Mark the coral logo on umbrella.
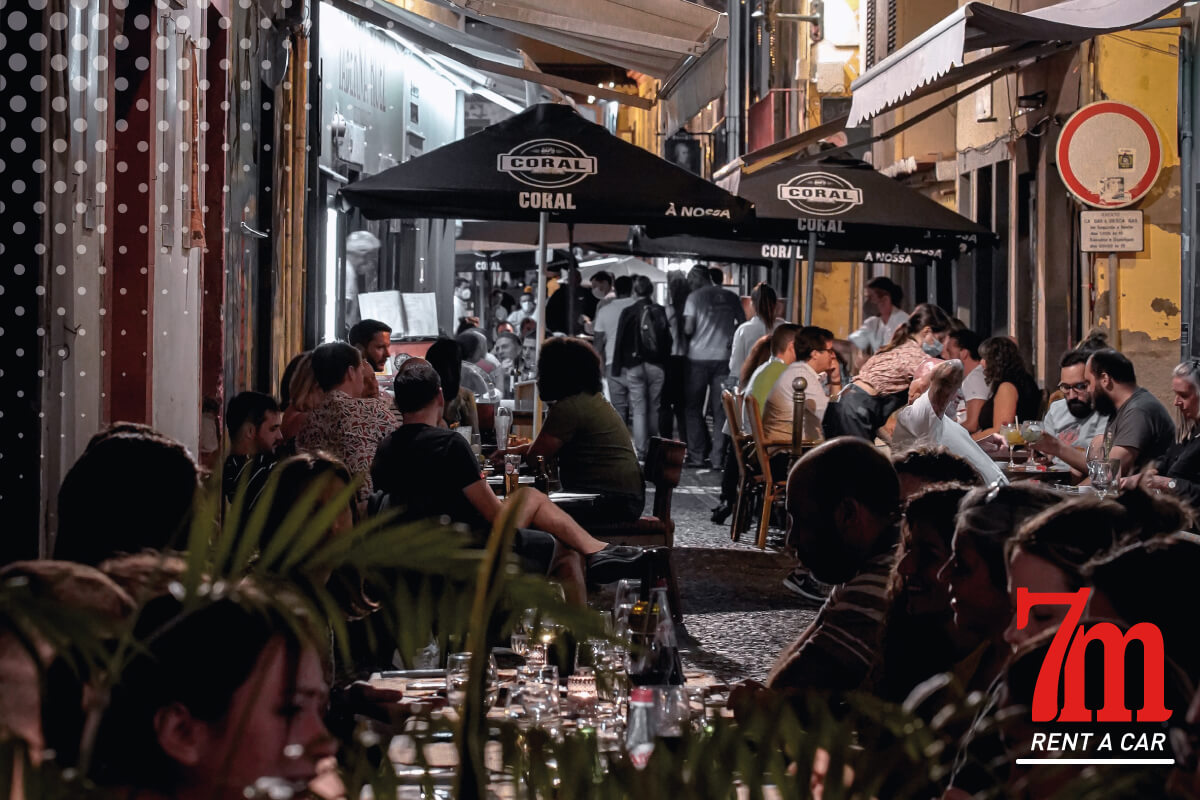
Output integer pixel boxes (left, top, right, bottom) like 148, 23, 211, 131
778, 172, 863, 216
498, 139, 598, 189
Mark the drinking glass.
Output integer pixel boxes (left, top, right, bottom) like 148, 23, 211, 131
503, 454, 522, 496
1088, 458, 1121, 498
656, 686, 692, 737
613, 579, 641, 627
445, 652, 499, 709
445, 652, 472, 708
495, 407, 512, 450
1000, 423, 1023, 470
1020, 421, 1045, 471
516, 665, 560, 726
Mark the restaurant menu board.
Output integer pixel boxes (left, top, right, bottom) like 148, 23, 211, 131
402, 293, 439, 336
358, 291, 440, 336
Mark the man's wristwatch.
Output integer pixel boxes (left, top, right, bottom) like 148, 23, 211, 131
1167, 478, 1178, 492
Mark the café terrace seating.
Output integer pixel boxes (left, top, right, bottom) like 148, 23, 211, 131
588, 436, 686, 622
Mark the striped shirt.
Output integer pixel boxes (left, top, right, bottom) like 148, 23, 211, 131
766, 548, 896, 692
856, 339, 926, 396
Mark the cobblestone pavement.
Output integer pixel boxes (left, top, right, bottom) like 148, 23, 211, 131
656, 466, 819, 684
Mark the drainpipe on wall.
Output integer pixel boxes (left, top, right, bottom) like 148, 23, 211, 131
1183, 11, 1198, 358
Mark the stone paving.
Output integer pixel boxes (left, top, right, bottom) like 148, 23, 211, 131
655, 466, 819, 684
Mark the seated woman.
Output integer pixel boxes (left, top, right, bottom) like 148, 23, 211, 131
502, 337, 645, 526
972, 336, 1042, 441
876, 483, 974, 704
1119, 359, 1200, 520
90, 590, 337, 799
822, 303, 953, 442
425, 337, 479, 432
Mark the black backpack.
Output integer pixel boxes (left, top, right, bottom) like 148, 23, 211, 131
632, 302, 672, 364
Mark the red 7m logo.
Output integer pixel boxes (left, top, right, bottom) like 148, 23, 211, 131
1015, 588, 1171, 723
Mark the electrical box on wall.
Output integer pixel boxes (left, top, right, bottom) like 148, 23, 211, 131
337, 121, 367, 167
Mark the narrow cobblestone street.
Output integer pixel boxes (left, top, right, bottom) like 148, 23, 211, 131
653, 468, 819, 684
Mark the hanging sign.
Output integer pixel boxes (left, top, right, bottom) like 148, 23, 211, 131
1080, 210, 1144, 253
1057, 101, 1163, 209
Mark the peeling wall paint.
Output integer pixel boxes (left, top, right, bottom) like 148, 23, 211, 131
1094, 25, 1183, 409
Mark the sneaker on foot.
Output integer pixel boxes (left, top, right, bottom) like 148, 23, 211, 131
783, 568, 830, 605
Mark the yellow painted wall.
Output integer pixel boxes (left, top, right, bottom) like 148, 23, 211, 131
1092, 23, 1182, 403
812, 262, 855, 338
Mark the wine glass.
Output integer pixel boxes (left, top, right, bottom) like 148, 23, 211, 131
1088, 458, 1120, 498
613, 579, 641, 631
1020, 421, 1045, 471
1000, 422, 1023, 470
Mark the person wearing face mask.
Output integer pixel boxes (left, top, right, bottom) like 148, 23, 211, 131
971, 336, 1043, 443
822, 303, 953, 442
848, 277, 908, 367
453, 278, 474, 330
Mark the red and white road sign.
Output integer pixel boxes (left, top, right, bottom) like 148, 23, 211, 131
1056, 101, 1163, 209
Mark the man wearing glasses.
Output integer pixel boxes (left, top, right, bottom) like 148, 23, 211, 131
1038, 348, 1109, 472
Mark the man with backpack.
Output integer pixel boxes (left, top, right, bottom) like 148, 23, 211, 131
613, 275, 672, 459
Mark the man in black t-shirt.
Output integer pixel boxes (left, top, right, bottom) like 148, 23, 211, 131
371, 359, 646, 600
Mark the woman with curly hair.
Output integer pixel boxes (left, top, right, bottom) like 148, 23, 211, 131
973, 336, 1042, 442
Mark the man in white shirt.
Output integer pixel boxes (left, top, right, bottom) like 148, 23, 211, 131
592, 276, 638, 423
847, 277, 909, 364
1039, 348, 1109, 473
893, 359, 1006, 486
762, 326, 836, 449
944, 328, 988, 432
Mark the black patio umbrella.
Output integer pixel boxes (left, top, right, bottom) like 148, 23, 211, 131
340, 102, 750, 432
340, 102, 749, 329
641, 156, 993, 320
341, 103, 750, 227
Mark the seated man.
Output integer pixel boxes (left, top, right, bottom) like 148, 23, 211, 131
893, 447, 984, 501
761, 326, 836, 447
765, 438, 902, 693
222, 391, 283, 505
1034, 348, 1174, 478
892, 359, 1005, 487
742, 323, 800, 431
1036, 348, 1109, 477
371, 359, 644, 603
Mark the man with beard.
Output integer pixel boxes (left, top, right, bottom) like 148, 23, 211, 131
1035, 348, 1108, 477
1034, 347, 1174, 477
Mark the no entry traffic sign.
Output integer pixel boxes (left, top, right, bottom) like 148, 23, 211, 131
1056, 101, 1163, 209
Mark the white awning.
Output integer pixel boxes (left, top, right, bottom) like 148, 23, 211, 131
445, 0, 728, 79
848, 0, 1184, 126
660, 40, 727, 135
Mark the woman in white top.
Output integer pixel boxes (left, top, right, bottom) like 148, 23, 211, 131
848, 276, 909, 364
729, 282, 784, 385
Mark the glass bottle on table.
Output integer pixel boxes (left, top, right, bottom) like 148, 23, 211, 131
626, 586, 684, 689
533, 455, 550, 494
625, 687, 656, 769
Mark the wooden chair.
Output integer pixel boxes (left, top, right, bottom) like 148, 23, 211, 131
722, 389, 756, 544
589, 436, 687, 621
743, 394, 789, 549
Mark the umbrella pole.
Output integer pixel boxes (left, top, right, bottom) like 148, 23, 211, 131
534, 211, 549, 438
804, 235, 817, 326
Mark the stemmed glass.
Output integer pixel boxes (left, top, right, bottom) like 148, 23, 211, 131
1000, 422, 1023, 470
1085, 439, 1120, 498
1019, 421, 1045, 471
